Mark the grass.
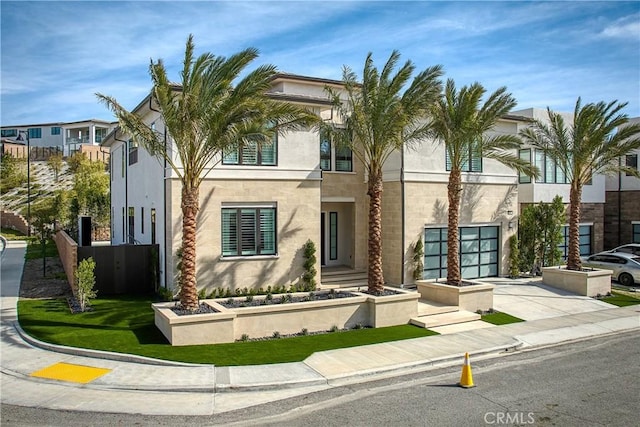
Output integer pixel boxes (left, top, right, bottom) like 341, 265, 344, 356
18, 295, 438, 366
602, 291, 640, 307
481, 311, 525, 325
1, 227, 27, 240
25, 238, 58, 260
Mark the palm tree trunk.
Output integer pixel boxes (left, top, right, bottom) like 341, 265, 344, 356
566, 183, 582, 271
180, 185, 200, 310
367, 169, 385, 294
447, 169, 462, 286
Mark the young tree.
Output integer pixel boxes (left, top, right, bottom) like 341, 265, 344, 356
429, 80, 538, 286
520, 99, 640, 270
97, 35, 316, 311
47, 153, 64, 181
322, 51, 442, 294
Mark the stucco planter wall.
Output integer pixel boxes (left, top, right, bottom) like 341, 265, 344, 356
415, 280, 495, 312
542, 266, 612, 297
153, 288, 420, 346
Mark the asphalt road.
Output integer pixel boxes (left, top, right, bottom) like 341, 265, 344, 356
2, 330, 639, 426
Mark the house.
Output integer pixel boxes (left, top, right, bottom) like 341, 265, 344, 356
604, 117, 640, 248
102, 74, 538, 293
512, 108, 606, 257
1, 119, 116, 157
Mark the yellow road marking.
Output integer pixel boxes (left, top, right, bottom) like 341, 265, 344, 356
30, 362, 111, 384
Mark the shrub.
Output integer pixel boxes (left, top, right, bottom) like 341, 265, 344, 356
158, 287, 174, 301
75, 257, 97, 312
413, 236, 424, 281
300, 328, 309, 336
240, 334, 249, 342
329, 325, 339, 333
272, 331, 281, 339
508, 235, 520, 279
301, 239, 317, 291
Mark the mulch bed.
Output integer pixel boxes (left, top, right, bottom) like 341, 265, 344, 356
19, 256, 73, 299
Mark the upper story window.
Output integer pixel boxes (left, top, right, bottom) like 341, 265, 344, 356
128, 139, 138, 165
1, 129, 17, 138
519, 149, 531, 183
51, 127, 61, 136
626, 154, 638, 176
28, 128, 42, 139
223, 136, 277, 166
533, 149, 569, 184
221, 206, 277, 257
446, 144, 482, 172
319, 131, 353, 172
95, 128, 108, 143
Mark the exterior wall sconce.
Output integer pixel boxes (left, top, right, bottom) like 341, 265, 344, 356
508, 221, 515, 230
507, 210, 513, 216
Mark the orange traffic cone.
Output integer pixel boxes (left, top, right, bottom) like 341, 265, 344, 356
458, 352, 475, 388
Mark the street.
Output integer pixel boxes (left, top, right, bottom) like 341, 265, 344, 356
2, 330, 639, 426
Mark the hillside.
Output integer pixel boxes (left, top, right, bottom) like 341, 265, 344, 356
1, 161, 74, 214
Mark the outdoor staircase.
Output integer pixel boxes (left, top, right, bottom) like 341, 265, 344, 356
320, 267, 368, 289
410, 300, 482, 329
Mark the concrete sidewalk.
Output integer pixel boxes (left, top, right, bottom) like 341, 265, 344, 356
1, 240, 639, 415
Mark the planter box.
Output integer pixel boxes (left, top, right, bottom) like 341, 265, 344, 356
415, 280, 494, 312
542, 266, 612, 297
153, 288, 419, 346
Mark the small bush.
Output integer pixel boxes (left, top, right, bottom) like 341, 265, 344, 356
245, 295, 253, 303
240, 334, 249, 342
158, 287, 174, 302
272, 331, 281, 339
353, 323, 363, 330
329, 325, 339, 333
300, 328, 309, 336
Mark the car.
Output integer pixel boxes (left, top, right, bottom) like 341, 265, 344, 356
581, 252, 640, 287
608, 243, 640, 256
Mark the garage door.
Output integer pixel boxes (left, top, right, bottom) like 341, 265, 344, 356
423, 226, 500, 280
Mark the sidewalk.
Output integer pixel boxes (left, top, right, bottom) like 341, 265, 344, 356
1, 240, 639, 415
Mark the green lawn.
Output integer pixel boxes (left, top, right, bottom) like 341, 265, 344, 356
0, 227, 27, 240
602, 291, 640, 307
25, 238, 58, 260
481, 311, 525, 325
18, 296, 438, 366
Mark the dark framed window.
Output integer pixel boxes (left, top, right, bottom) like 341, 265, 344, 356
626, 154, 638, 176
128, 139, 138, 165
128, 207, 135, 244
519, 149, 531, 183
1, 129, 17, 138
222, 206, 277, 257
335, 146, 353, 172
329, 212, 338, 260
28, 128, 42, 139
141, 207, 145, 234
151, 208, 157, 245
632, 224, 640, 244
534, 149, 569, 184
223, 136, 277, 166
446, 144, 482, 172
51, 127, 61, 135
558, 225, 591, 259
320, 132, 332, 171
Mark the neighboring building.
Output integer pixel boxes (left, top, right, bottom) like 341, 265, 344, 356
103, 74, 532, 292
1, 119, 116, 157
604, 117, 640, 248
512, 108, 606, 257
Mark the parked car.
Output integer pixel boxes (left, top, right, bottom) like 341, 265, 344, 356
608, 243, 640, 256
581, 252, 640, 286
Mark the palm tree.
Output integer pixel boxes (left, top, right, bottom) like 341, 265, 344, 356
322, 51, 443, 294
430, 80, 538, 286
97, 35, 316, 311
520, 98, 640, 271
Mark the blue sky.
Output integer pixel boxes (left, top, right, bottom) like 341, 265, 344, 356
1, 1, 639, 125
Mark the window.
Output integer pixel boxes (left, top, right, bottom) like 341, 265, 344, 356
223, 136, 277, 166
51, 127, 61, 135
221, 206, 277, 257
28, 128, 42, 139
151, 208, 157, 245
128, 207, 135, 244
141, 207, 145, 234
534, 149, 569, 184
633, 224, 640, 244
128, 139, 138, 165
626, 154, 638, 176
320, 132, 332, 171
518, 149, 531, 183
335, 146, 353, 172
1, 129, 17, 138
446, 144, 482, 172
95, 128, 107, 143
558, 225, 591, 259
329, 212, 338, 260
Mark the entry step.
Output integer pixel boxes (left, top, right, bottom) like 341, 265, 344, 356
410, 310, 481, 329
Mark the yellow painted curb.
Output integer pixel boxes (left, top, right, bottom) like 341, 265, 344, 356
30, 362, 111, 384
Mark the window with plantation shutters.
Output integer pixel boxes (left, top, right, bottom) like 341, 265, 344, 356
222, 135, 277, 166
445, 144, 482, 172
221, 206, 277, 257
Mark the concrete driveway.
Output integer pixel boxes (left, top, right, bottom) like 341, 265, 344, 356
482, 277, 616, 321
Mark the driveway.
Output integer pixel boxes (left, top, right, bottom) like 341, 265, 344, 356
479, 277, 616, 321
